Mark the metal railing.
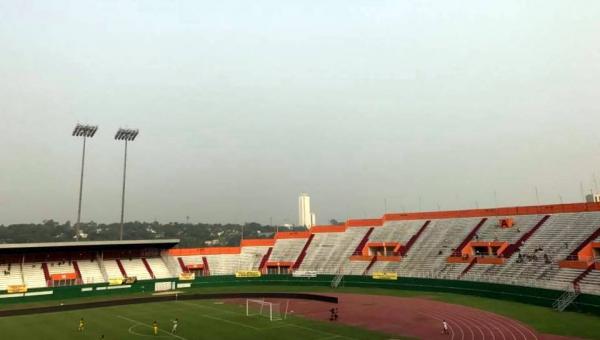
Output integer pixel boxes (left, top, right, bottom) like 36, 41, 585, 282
552, 284, 580, 312
330, 260, 349, 288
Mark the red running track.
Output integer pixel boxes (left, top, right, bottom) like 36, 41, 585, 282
282, 293, 577, 340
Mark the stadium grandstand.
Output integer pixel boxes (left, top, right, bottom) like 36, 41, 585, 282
2, 202, 600, 300
2, 202, 600, 339
0, 240, 179, 291
170, 202, 600, 298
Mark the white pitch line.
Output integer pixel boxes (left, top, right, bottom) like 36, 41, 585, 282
128, 325, 171, 338
180, 300, 353, 338
178, 301, 241, 315
177, 301, 264, 330
117, 315, 188, 340
198, 313, 263, 331
179, 301, 286, 330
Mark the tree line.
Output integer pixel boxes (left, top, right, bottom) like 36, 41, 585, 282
0, 220, 307, 248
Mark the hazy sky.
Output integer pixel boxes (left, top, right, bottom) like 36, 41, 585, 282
1, 1, 600, 225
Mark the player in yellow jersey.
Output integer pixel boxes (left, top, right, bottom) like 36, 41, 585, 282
152, 320, 159, 336
78, 318, 85, 332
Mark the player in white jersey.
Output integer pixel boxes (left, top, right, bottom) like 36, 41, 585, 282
171, 318, 179, 334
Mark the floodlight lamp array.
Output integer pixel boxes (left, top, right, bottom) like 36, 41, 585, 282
72, 124, 98, 137
114, 128, 139, 141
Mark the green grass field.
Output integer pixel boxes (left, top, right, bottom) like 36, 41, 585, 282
0, 298, 394, 340
2, 285, 600, 339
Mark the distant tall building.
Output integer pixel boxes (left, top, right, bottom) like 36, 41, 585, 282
586, 193, 600, 203
298, 193, 314, 228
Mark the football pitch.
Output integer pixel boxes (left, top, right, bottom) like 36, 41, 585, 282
0, 299, 392, 340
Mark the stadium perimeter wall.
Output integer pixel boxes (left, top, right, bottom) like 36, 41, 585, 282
1, 275, 599, 316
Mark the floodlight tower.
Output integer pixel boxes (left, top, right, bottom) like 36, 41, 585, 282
72, 124, 98, 241
114, 128, 139, 240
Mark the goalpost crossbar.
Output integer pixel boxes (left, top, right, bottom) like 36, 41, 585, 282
245, 299, 282, 321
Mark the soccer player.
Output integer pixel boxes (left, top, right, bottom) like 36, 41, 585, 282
171, 318, 178, 334
152, 321, 159, 336
78, 318, 85, 332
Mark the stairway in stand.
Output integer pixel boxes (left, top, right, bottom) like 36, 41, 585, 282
331, 261, 347, 288
552, 284, 580, 312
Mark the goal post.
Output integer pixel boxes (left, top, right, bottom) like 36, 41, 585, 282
245, 299, 282, 321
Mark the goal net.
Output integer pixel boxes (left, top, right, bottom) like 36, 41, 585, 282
246, 299, 282, 321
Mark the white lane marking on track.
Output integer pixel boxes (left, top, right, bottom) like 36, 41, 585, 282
474, 312, 522, 340
492, 313, 538, 340
456, 309, 506, 340
485, 318, 506, 340
517, 322, 538, 340
430, 312, 468, 340
453, 310, 495, 340
435, 306, 527, 340
444, 307, 497, 340
460, 313, 516, 340
422, 312, 456, 340
450, 312, 484, 339
451, 314, 474, 340
484, 313, 530, 340
457, 308, 527, 340
117, 315, 188, 340
492, 317, 517, 340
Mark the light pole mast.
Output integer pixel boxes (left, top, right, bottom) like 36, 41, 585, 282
72, 124, 98, 241
120, 139, 128, 239
115, 128, 139, 240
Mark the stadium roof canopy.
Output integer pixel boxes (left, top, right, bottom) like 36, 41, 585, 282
0, 239, 180, 255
